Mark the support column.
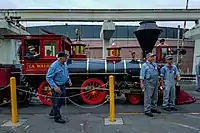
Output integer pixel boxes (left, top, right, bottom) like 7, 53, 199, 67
0, 20, 29, 65
184, 20, 200, 74
100, 20, 115, 59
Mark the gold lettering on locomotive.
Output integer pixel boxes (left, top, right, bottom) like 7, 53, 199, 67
28, 64, 35, 69
27, 63, 50, 69
37, 64, 41, 68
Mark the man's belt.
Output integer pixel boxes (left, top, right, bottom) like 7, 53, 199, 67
55, 82, 66, 86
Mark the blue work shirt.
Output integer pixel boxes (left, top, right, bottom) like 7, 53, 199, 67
140, 61, 159, 80
160, 64, 180, 84
46, 60, 71, 89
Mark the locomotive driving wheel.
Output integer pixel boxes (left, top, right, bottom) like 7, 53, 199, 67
38, 81, 52, 106
80, 78, 107, 105
127, 94, 141, 105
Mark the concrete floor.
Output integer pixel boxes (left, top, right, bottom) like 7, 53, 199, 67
0, 80, 200, 133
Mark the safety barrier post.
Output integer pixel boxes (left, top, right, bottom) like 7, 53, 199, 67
10, 77, 18, 124
109, 75, 115, 122
104, 75, 123, 125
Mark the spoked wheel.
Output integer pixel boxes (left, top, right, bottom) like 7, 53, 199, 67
80, 78, 107, 105
38, 81, 52, 106
127, 94, 141, 105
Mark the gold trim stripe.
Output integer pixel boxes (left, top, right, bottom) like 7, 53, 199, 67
123, 60, 127, 73
105, 60, 107, 73
86, 58, 89, 73
139, 62, 142, 69
113, 61, 116, 73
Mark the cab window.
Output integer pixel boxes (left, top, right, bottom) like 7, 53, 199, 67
44, 41, 56, 57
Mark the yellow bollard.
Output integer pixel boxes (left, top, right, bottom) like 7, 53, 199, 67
109, 75, 115, 122
10, 77, 18, 124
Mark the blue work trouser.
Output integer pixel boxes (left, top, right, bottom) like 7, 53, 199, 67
162, 82, 176, 108
51, 85, 66, 118
196, 75, 200, 91
144, 78, 158, 113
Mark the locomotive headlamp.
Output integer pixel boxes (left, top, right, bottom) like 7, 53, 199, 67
106, 42, 121, 62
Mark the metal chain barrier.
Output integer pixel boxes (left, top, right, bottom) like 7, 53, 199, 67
14, 83, 110, 109
0, 82, 111, 108
0, 84, 31, 106
0, 84, 11, 106
0, 84, 10, 91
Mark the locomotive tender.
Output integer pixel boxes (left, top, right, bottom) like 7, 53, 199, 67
0, 21, 195, 106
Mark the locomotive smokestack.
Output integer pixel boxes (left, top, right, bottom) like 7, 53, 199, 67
134, 21, 162, 58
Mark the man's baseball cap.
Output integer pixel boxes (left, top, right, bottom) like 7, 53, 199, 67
57, 52, 69, 58
165, 55, 173, 60
146, 52, 156, 58
28, 45, 35, 51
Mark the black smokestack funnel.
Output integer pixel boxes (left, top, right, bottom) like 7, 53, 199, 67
134, 21, 162, 58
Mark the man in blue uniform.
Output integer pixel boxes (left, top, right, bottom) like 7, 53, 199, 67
160, 55, 180, 111
46, 52, 72, 123
140, 53, 161, 117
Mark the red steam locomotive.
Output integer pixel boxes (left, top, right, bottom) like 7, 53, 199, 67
0, 21, 196, 106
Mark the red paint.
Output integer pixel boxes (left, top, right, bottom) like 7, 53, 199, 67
80, 78, 107, 105
128, 95, 141, 104
0, 68, 11, 87
156, 45, 170, 63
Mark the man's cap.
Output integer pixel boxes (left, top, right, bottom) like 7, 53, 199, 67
57, 52, 68, 58
146, 52, 156, 58
165, 55, 173, 60
28, 45, 35, 51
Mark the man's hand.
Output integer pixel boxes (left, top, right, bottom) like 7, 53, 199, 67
69, 82, 72, 86
140, 83, 144, 89
140, 80, 144, 89
54, 87, 61, 93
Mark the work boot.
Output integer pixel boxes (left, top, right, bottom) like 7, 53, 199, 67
151, 109, 161, 114
49, 110, 54, 117
163, 107, 171, 111
170, 107, 178, 111
49, 110, 61, 118
54, 117, 66, 124
145, 112, 153, 117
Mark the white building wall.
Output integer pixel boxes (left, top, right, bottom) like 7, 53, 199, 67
0, 39, 20, 65
193, 39, 200, 74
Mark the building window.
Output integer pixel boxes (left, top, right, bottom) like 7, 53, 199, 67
44, 41, 56, 57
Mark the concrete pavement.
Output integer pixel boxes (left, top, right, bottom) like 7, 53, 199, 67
0, 81, 200, 133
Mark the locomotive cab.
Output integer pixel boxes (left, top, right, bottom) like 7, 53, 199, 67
20, 35, 72, 75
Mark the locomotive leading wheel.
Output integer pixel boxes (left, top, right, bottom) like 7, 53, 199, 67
38, 81, 52, 106
80, 78, 107, 105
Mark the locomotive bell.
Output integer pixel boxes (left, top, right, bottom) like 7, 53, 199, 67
134, 21, 162, 58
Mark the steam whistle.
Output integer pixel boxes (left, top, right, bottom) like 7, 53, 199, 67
75, 28, 81, 41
